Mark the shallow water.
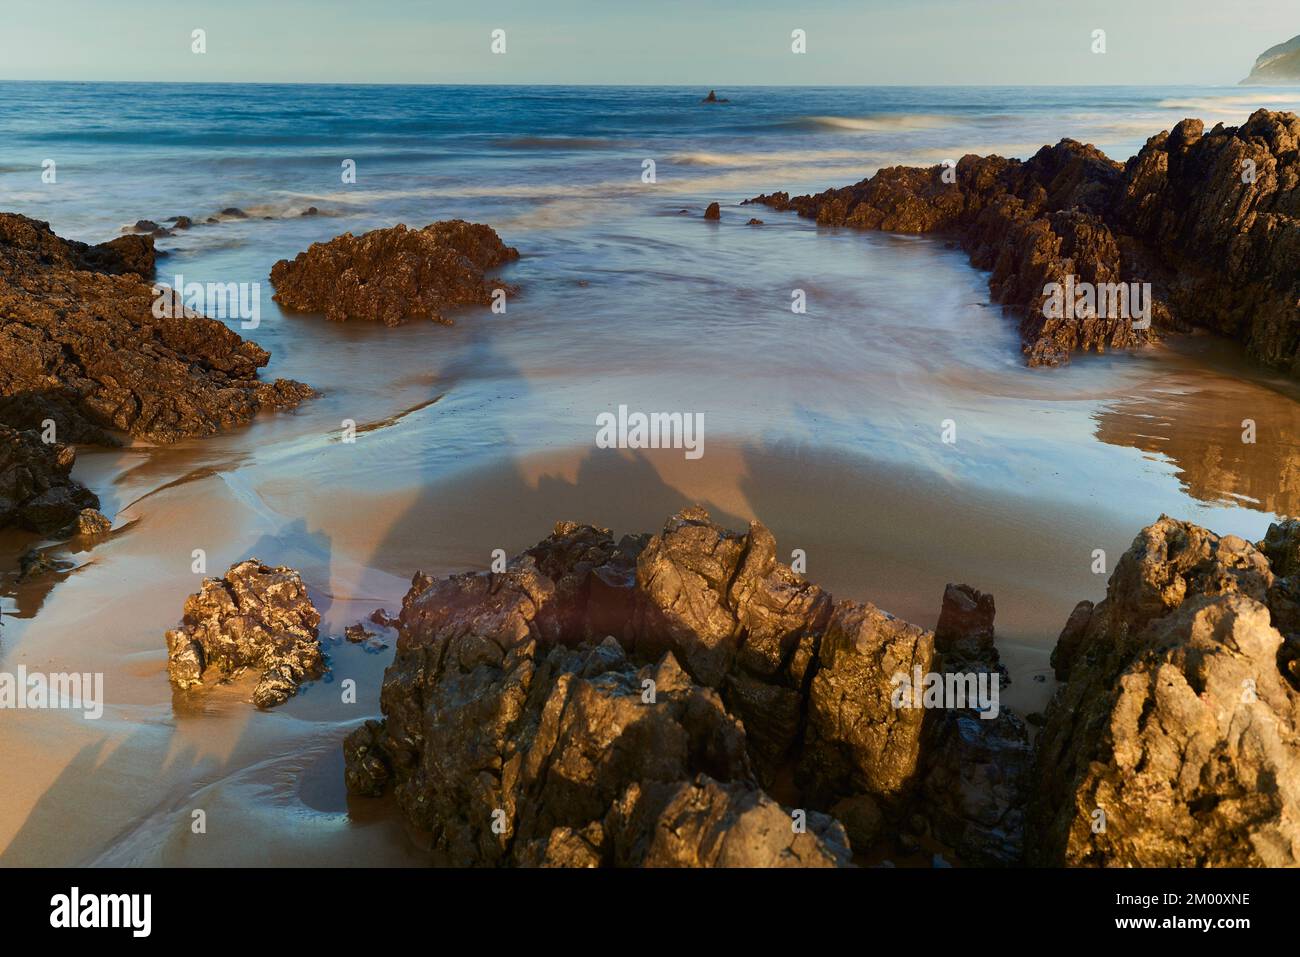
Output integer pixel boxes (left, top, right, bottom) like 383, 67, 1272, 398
3, 83, 1300, 865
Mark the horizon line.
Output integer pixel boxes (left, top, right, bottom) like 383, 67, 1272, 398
0, 79, 1276, 89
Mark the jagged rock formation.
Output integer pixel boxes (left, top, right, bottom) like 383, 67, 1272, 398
269, 220, 519, 326
343, 508, 1300, 867
749, 110, 1300, 373
1241, 34, 1300, 85
1031, 516, 1300, 866
0, 425, 99, 533
935, 582, 999, 673
165, 559, 326, 708
344, 508, 1025, 867
0, 213, 312, 445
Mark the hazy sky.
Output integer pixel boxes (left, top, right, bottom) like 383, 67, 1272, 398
1, 0, 1294, 85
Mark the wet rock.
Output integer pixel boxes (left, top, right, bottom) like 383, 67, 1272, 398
368, 607, 398, 629
343, 720, 393, 797
220, 207, 248, 218
1119, 113, 1300, 376
164, 559, 325, 708
344, 623, 373, 643
0, 213, 312, 445
0, 426, 99, 533
704, 202, 721, 220
751, 111, 1300, 376
344, 508, 959, 866
300, 206, 319, 217
126, 220, 172, 238
700, 90, 730, 104
170, 216, 193, 230
69, 507, 110, 539
746, 218, 763, 225
269, 220, 519, 326
1031, 517, 1300, 866
935, 582, 998, 669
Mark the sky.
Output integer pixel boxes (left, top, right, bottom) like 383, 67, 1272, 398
0, 0, 1295, 86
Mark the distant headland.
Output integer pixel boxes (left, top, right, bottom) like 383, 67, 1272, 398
1241, 33, 1300, 84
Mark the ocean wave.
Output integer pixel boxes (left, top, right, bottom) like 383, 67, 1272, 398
667, 148, 869, 167
781, 113, 955, 133
1156, 93, 1300, 113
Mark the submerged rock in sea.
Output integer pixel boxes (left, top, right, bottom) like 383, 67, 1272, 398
0, 425, 99, 533
269, 220, 519, 326
1030, 516, 1300, 866
749, 110, 1300, 376
343, 507, 1027, 867
165, 559, 325, 708
0, 213, 313, 445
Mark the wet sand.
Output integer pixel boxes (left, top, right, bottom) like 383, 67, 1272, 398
4, 396, 1294, 865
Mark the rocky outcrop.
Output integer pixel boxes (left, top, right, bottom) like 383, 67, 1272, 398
921, 581, 1028, 866
1119, 113, 1300, 374
935, 583, 1000, 673
1241, 34, 1300, 85
1031, 516, 1300, 866
165, 559, 326, 708
342, 505, 1300, 866
0, 213, 312, 445
0, 425, 99, 533
750, 110, 1300, 374
344, 508, 1025, 867
704, 202, 721, 220
269, 220, 519, 326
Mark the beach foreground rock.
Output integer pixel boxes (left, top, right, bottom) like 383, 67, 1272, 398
344, 507, 1028, 867
269, 220, 519, 326
342, 508, 1300, 867
165, 559, 325, 708
1030, 516, 1300, 866
750, 110, 1300, 374
0, 213, 313, 445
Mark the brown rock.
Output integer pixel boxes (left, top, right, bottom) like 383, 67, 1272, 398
935, 582, 996, 661
1031, 517, 1300, 866
798, 600, 935, 808
750, 111, 1300, 375
0, 426, 98, 532
609, 776, 850, 867
269, 220, 519, 326
0, 213, 312, 445
344, 508, 948, 866
164, 559, 325, 708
